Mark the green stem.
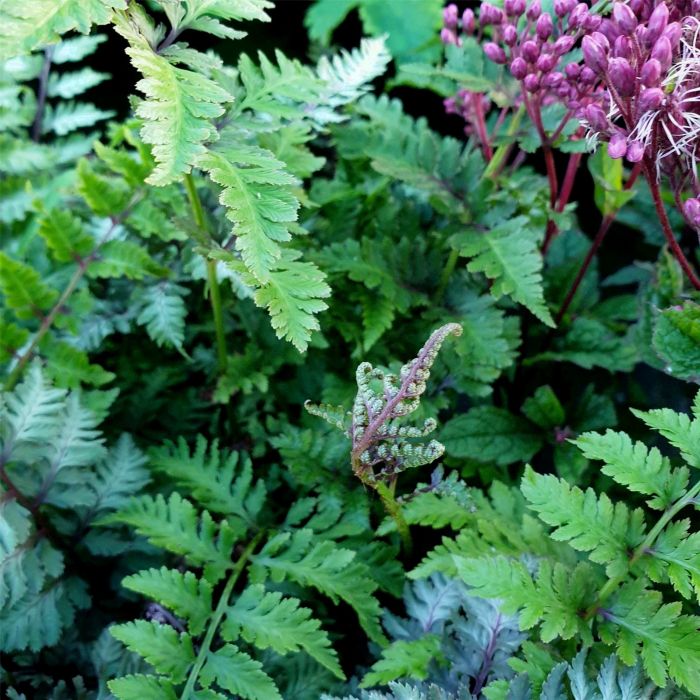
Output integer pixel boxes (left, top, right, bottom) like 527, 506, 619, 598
483, 104, 526, 181
584, 479, 700, 619
180, 532, 264, 700
184, 173, 228, 373
435, 248, 459, 301
375, 482, 412, 555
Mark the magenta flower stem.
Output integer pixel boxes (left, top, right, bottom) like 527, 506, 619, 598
644, 159, 700, 290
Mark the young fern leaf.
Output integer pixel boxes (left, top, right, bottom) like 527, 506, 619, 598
113, 7, 232, 186
306, 324, 462, 486
0, 0, 125, 59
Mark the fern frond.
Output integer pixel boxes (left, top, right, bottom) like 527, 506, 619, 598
251, 529, 386, 644
223, 583, 344, 678
108, 674, 177, 700
197, 145, 299, 283
122, 567, 212, 636
111, 620, 195, 683
0, 0, 124, 58
521, 466, 646, 578
109, 493, 236, 583
149, 435, 266, 526
135, 282, 189, 351
574, 430, 689, 510
361, 635, 442, 688
0, 252, 58, 320
113, 7, 232, 186
48, 67, 109, 99
200, 644, 282, 700
42, 100, 114, 136
456, 217, 554, 327
37, 208, 94, 263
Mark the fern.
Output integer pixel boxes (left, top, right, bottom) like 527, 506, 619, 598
445, 395, 700, 695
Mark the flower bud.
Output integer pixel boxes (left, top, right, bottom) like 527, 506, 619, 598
542, 70, 564, 88
645, 3, 669, 46
524, 73, 541, 92
505, 0, 526, 16
640, 58, 661, 87
651, 36, 672, 71
583, 13, 602, 31
584, 103, 609, 131
526, 0, 541, 20
613, 2, 637, 34
444, 97, 457, 114
638, 86, 664, 112
504, 24, 518, 46
568, 3, 588, 28
662, 22, 682, 49
608, 131, 628, 158
480, 2, 504, 24
613, 36, 632, 59
522, 39, 540, 63
510, 56, 528, 79
536, 12, 554, 39
626, 140, 645, 162
580, 66, 597, 84
554, 35, 575, 55
484, 42, 507, 64
565, 62, 580, 79
684, 198, 700, 228
554, 0, 573, 17
608, 57, 636, 97
582, 34, 608, 73
443, 3, 459, 28
537, 52, 557, 72
462, 9, 476, 33
440, 27, 459, 45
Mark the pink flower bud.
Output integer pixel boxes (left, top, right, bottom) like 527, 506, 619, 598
443, 4, 459, 28
537, 52, 557, 72
584, 103, 609, 131
505, 0, 526, 16
522, 39, 540, 63
510, 56, 528, 79
626, 140, 645, 162
582, 34, 608, 73
638, 87, 664, 111
484, 42, 507, 64
645, 3, 669, 46
480, 2, 504, 24
608, 57, 636, 97
524, 73, 541, 92
608, 131, 628, 158
554, 35, 575, 55
684, 198, 700, 228
526, 0, 542, 20
583, 13, 602, 31
504, 24, 518, 46
640, 59, 661, 87
462, 9, 476, 33
568, 3, 588, 28
580, 66, 597, 84
553, 0, 571, 17
662, 22, 682, 49
444, 97, 457, 114
536, 12, 554, 39
613, 36, 632, 59
440, 27, 459, 45
565, 63, 580, 79
542, 71, 564, 88
613, 2, 637, 35
651, 36, 672, 71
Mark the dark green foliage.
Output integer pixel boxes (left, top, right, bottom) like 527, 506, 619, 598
1, 0, 699, 698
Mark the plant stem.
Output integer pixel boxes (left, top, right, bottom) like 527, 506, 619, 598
180, 532, 264, 700
643, 160, 700, 290
435, 248, 459, 301
483, 104, 526, 180
32, 45, 54, 142
375, 482, 412, 554
584, 479, 700, 619
184, 173, 228, 373
555, 152, 582, 213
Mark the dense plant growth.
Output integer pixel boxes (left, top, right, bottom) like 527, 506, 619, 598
1, 0, 699, 698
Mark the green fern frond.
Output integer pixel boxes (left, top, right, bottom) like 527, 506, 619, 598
108, 493, 237, 583
223, 583, 344, 678
37, 208, 95, 263
113, 7, 233, 186
0, 0, 125, 58
0, 252, 58, 320
360, 635, 442, 688
135, 282, 189, 351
